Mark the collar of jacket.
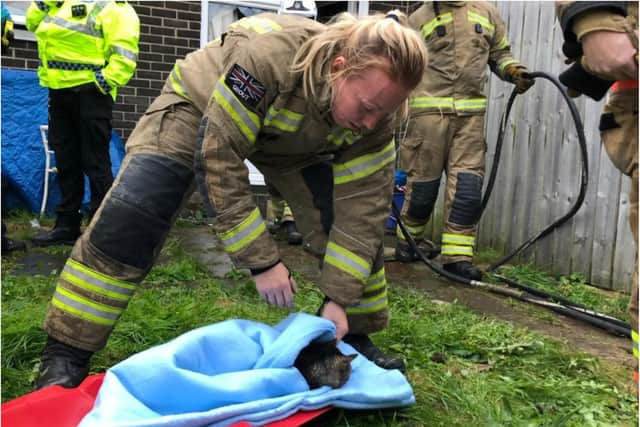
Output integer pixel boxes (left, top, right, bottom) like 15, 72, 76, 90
309, 58, 335, 127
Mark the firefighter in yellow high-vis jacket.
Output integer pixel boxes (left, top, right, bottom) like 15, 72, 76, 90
34, 11, 428, 390
396, 1, 534, 280
27, 1, 139, 247
556, 0, 638, 382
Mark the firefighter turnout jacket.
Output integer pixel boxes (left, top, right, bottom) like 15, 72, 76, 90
46, 13, 396, 351
557, 0, 639, 365
408, 1, 525, 116
170, 13, 395, 310
26, 0, 139, 99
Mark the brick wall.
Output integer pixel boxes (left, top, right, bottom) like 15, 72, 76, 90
0, 1, 201, 141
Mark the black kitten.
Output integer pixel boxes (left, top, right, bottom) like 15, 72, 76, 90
294, 339, 357, 389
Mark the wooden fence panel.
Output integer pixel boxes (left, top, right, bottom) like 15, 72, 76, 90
419, 1, 635, 292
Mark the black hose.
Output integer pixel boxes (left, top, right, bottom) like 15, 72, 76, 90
483, 72, 589, 272
391, 72, 631, 336
392, 201, 630, 337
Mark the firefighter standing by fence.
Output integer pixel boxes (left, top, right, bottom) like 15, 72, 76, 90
27, 1, 139, 247
33, 11, 428, 390
556, 0, 638, 381
395, 1, 534, 280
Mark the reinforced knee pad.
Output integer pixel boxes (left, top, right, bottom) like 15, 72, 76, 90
90, 154, 194, 269
408, 179, 439, 221
449, 172, 483, 226
302, 162, 334, 234
194, 117, 217, 218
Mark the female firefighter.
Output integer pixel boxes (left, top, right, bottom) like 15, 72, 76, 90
34, 11, 428, 389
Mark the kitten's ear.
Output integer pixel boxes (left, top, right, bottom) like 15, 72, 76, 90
327, 338, 338, 347
345, 354, 357, 362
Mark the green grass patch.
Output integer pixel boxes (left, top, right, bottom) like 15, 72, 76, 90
1, 214, 637, 425
493, 265, 630, 323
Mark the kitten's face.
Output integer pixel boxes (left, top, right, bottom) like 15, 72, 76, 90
294, 339, 357, 389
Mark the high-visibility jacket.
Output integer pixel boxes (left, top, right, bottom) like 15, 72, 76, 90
408, 1, 523, 115
164, 13, 396, 306
26, 0, 139, 100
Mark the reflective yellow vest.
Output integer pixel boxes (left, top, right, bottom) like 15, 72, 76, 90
26, 0, 139, 100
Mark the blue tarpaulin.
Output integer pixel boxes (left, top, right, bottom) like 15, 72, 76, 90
1, 68, 125, 214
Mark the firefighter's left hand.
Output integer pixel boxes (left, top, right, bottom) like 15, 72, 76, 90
254, 262, 297, 309
505, 65, 535, 94
581, 30, 638, 81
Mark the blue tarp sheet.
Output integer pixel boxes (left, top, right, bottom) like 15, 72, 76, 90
79, 313, 415, 427
1, 68, 125, 214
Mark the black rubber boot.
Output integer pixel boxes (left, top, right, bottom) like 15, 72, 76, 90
284, 221, 303, 245
267, 219, 281, 235
2, 237, 26, 254
394, 241, 416, 263
34, 336, 93, 390
1, 221, 26, 255
443, 260, 482, 281
32, 212, 81, 247
343, 334, 406, 372
395, 240, 439, 262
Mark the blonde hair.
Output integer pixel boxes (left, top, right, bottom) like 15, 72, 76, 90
291, 10, 427, 115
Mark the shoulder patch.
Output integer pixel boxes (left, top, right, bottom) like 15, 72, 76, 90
225, 63, 266, 110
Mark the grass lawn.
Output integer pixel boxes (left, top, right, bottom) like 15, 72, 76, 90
1, 214, 638, 426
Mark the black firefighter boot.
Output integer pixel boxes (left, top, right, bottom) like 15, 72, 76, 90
1, 222, 26, 255
283, 221, 303, 245
34, 336, 92, 390
343, 334, 406, 372
395, 240, 439, 263
443, 260, 482, 281
32, 212, 81, 247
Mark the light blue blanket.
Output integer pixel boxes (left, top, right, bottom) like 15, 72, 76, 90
78, 313, 415, 427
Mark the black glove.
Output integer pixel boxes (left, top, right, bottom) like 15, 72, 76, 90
558, 60, 614, 101
504, 64, 535, 94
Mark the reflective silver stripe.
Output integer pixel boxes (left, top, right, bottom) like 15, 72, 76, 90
169, 65, 189, 100
214, 80, 260, 143
454, 98, 487, 111
498, 58, 518, 72
44, 16, 100, 38
498, 36, 510, 50
53, 289, 120, 323
366, 270, 385, 288
264, 106, 303, 132
218, 208, 266, 253
231, 17, 282, 34
420, 13, 453, 39
324, 242, 370, 282
333, 140, 395, 184
110, 45, 137, 62
327, 127, 362, 146
43, 1, 108, 38
349, 291, 387, 310
63, 263, 135, 298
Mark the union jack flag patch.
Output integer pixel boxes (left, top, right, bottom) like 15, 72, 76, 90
225, 63, 266, 109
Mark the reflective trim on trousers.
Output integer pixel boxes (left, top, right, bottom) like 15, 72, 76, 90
324, 241, 371, 283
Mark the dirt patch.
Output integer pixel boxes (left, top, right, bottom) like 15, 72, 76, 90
15, 224, 630, 374
275, 236, 634, 374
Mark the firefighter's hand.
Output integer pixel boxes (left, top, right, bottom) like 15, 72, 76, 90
581, 30, 638, 81
254, 262, 297, 309
319, 299, 349, 341
505, 65, 535, 94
